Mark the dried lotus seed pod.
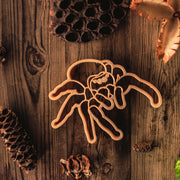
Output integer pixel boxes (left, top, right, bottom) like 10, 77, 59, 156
49, 0, 130, 43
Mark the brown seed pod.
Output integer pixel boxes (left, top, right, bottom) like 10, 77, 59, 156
60, 154, 92, 179
0, 107, 37, 173
132, 141, 153, 153
49, 0, 130, 43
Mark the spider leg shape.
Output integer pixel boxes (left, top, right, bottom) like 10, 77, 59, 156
49, 79, 124, 144
49, 80, 85, 128
101, 60, 162, 108
115, 73, 162, 108
78, 88, 124, 144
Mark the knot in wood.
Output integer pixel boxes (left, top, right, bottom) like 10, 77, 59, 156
26, 46, 45, 75
0, 46, 7, 63
173, 11, 180, 18
102, 163, 112, 175
32, 52, 45, 68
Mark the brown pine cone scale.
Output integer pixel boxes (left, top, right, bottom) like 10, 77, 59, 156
49, 0, 130, 43
0, 107, 37, 173
132, 141, 153, 153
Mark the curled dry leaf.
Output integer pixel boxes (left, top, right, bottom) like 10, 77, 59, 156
130, 0, 180, 63
130, 1, 174, 20
157, 18, 180, 63
167, 0, 180, 11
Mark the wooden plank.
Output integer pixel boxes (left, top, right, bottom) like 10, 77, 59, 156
0, 0, 179, 180
129, 10, 180, 180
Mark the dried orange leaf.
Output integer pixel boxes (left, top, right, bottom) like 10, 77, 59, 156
167, 0, 180, 11
130, 0, 174, 20
157, 18, 180, 63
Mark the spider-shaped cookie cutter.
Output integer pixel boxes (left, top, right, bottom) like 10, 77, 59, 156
49, 59, 162, 144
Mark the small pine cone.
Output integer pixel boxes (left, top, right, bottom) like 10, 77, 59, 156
132, 142, 153, 153
0, 107, 37, 173
60, 154, 92, 179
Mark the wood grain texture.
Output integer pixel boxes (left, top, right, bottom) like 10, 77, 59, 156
0, 0, 179, 180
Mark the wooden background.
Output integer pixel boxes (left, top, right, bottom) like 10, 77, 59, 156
0, 0, 180, 180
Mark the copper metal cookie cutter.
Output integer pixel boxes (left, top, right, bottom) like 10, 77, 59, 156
49, 59, 162, 144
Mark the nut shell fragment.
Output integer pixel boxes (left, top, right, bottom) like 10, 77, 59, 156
60, 154, 92, 179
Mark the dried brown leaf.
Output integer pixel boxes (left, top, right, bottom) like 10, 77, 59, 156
130, 0, 174, 20
167, 0, 180, 11
157, 18, 180, 63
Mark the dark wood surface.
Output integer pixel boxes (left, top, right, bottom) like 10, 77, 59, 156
0, 0, 180, 180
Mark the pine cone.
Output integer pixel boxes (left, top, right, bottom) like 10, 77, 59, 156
132, 142, 153, 153
0, 107, 37, 173
60, 154, 92, 179
49, 0, 130, 43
